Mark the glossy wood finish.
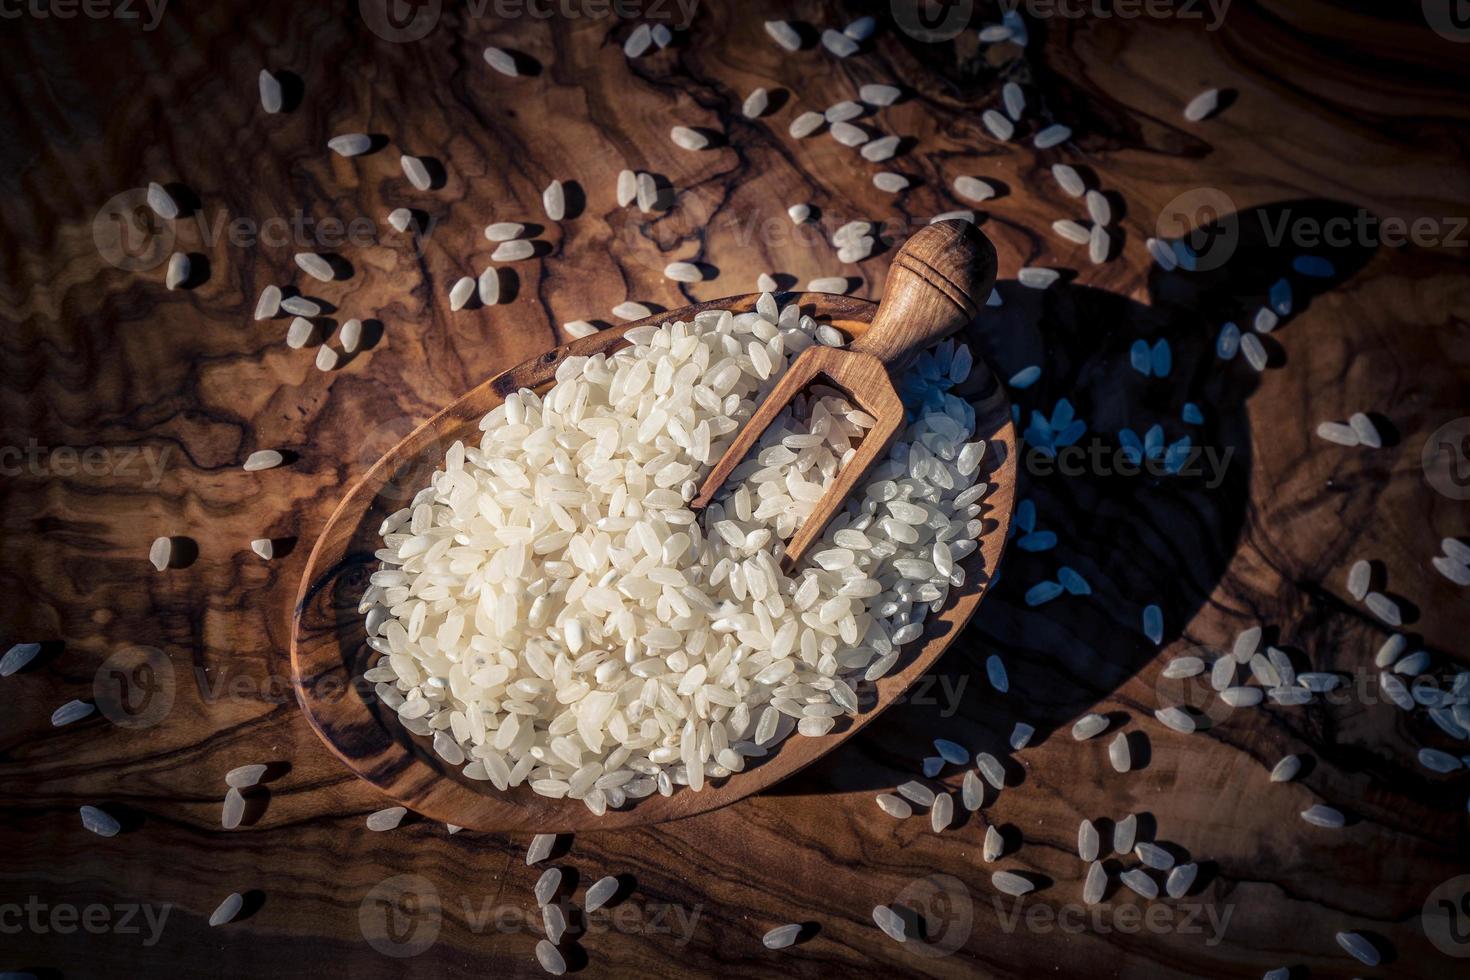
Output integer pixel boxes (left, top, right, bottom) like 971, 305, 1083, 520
692, 219, 997, 565
2, 2, 1467, 978
292, 290, 1016, 832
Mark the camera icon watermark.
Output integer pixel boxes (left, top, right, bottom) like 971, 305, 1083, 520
1423, 417, 1470, 500
890, 0, 975, 42
93, 188, 175, 272
892, 873, 973, 956
1423, 874, 1470, 957
360, 0, 442, 42
1423, 0, 1470, 42
1155, 187, 1239, 272
360, 874, 443, 958
93, 645, 176, 729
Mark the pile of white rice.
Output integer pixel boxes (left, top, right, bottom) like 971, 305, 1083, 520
358, 295, 990, 814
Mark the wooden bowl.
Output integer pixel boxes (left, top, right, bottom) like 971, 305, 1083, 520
290, 292, 1017, 832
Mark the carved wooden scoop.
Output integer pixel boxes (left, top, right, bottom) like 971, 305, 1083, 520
692, 219, 998, 566
291, 220, 1014, 832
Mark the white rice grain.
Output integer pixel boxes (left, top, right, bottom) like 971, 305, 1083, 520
483, 47, 519, 76
400, 155, 432, 190
254, 285, 282, 320
821, 29, 858, 57
366, 805, 407, 831
80, 805, 120, 837
789, 112, 825, 139
763, 923, 803, 949
954, 176, 995, 203
873, 172, 909, 193
1300, 804, 1345, 828
543, 180, 566, 221
1071, 714, 1108, 740
165, 253, 190, 290
860, 83, 900, 106
328, 134, 372, 157
51, 699, 95, 726
1335, 931, 1379, 966
585, 875, 618, 912
765, 20, 801, 52
209, 892, 244, 927
991, 871, 1034, 897
535, 939, 567, 975
1, 642, 42, 677
1184, 88, 1220, 122
1033, 124, 1071, 149
872, 905, 906, 942
258, 70, 282, 114
671, 126, 710, 151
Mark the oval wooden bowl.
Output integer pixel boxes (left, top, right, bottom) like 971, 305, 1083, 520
291, 292, 1017, 832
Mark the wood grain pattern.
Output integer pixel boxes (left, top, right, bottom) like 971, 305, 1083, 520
293, 288, 1015, 832
1, 2, 1468, 978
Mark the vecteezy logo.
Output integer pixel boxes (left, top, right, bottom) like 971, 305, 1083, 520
892, 873, 973, 957
1423, 0, 1470, 42
890, 0, 974, 43
93, 188, 175, 272
359, 0, 442, 43
1423, 417, 1470, 500
360, 874, 442, 957
1423, 875, 1470, 956
1155, 187, 1239, 272
93, 645, 176, 729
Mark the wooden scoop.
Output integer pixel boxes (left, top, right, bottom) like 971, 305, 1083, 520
291, 221, 1015, 832
692, 219, 998, 566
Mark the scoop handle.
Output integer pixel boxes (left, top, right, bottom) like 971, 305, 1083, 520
849, 220, 997, 367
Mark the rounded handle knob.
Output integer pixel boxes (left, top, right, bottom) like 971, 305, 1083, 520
849, 220, 997, 367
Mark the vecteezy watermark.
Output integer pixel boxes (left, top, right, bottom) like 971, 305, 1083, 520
1422, 417, 1470, 501
490, 0, 698, 25
0, 439, 172, 487
1024, 440, 1235, 489
889, 0, 1229, 42
890, 0, 974, 41
1156, 187, 1239, 272
1158, 188, 1470, 270
1000, 0, 1229, 30
893, 874, 973, 957
1424, 875, 1470, 957
0, 0, 168, 30
853, 672, 971, 718
359, 0, 697, 43
360, 875, 443, 958
93, 188, 176, 273
93, 203, 411, 273
1423, 0, 1470, 42
993, 896, 1233, 945
359, 873, 702, 957
359, 0, 442, 42
94, 645, 177, 729
1256, 209, 1470, 251
0, 897, 171, 947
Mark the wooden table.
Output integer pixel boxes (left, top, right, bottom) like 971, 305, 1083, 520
3, 2, 1467, 976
